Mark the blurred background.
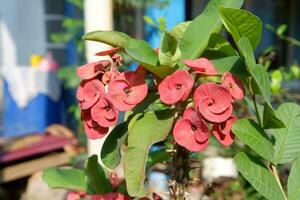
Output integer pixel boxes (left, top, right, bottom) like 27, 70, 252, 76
0, 0, 299, 199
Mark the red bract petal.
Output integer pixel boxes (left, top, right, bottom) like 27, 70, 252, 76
108, 71, 147, 111
158, 76, 185, 104
83, 121, 108, 139
212, 115, 237, 146
91, 98, 118, 127
77, 79, 105, 110
194, 83, 232, 123
95, 47, 121, 56
77, 60, 110, 80
158, 70, 194, 105
81, 109, 97, 128
182, 107, 210, 143
184, 58, 218, 76
123, 83, 148, 105
173, 118, 209, 152
183, 107, 204, 123
222, 72, 245, 100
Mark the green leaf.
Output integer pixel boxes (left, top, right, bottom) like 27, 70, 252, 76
251, 65, 272, 107
232, 119, 274, 162
263, 103, 285, 129
288, 157, 300, 200
238, 37, 272, 108
204, 33, 238, 57
273, 103, 300, 164
124, 110, 174, 197
101, 122, 128, 169
276, 24, 287, 36
159, 31, 181, 67
133, 93, 168, 113
237, 37, 256, 71
220, 7, 262, 49
211, 56, 248, 78
85, 155, 112, 194
170, 21, 191, 40
179, 0, 243, 64
42, 167, 87, 191
234, 152, 285, 200
125, 39, 174, 78
82, 31, 130, 48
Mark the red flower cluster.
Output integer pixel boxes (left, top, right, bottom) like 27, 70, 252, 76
76, 48, 148, 139
159, 58, 244, 151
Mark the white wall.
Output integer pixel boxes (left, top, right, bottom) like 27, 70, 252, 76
0, 0, 46, 67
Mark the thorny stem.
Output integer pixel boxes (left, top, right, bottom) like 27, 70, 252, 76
169, 104, 189, 200
170, 144, 189, 200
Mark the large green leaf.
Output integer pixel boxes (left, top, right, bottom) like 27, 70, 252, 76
234, 152, 285, 200
85, 155, 112, 194
251, 65, 272, 107
232, 119, 274, 162
124, 110, 174, 197
82, 31, 130, 48
179, 0, 243, 64
238, 37, 272, 108
211, 56, 248, 78
220, 7, 262, 49
273, 103, 300, 164
42, 167, 87, 191
203, 33, 238, 58
288, 157, 300, 200
125, 39, 174, 78
170, 21, 191, 40
237, 37, 256, 71
263, 103, 285, 129
101, 122, 128, 169
159, 31, 181, 67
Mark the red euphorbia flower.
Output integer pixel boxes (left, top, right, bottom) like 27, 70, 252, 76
221, 72, 245, 100
107, 71, 148, 111
77, 60, 111, 80
194, 83, 232, 123
81, 110, 109, 139
91, 97, 119, 127
158, 70, 194, 105
173, 107, 210, 152
91, 193, 131, 200
77, 79, 105, 110
102, 68, 120, 85
212, 115, 237, 146
183, 58, 218, 76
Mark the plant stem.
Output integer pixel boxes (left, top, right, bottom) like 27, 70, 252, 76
270, 164, 287, 200
170, 144, 189, 200
251, 94, 262, 126
249, 77, 262, 126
